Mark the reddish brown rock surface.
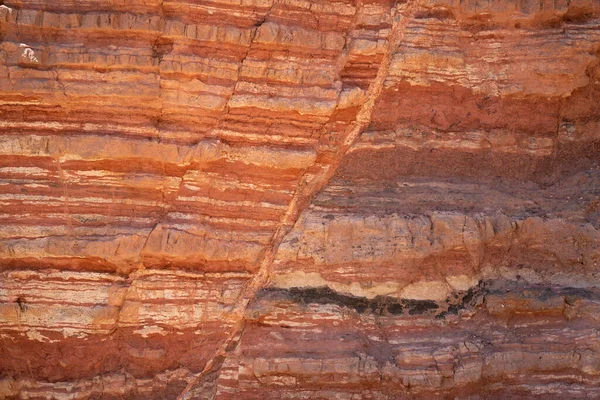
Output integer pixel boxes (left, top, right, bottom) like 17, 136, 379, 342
1, 0, 600, 398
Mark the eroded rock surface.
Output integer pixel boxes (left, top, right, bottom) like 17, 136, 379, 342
1, 0, 599, 398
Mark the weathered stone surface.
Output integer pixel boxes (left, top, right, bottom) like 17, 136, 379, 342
0, 0, 599, 398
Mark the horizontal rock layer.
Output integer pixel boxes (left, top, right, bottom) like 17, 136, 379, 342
0, 0, 599, 398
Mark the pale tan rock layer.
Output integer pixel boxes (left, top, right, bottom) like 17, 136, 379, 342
0, 0, 599, 398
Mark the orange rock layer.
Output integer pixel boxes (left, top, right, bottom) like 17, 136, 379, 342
0, 0, 599, 398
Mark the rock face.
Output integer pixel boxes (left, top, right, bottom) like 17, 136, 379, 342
1, 0, 600, 398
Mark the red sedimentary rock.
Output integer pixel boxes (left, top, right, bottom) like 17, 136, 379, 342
0, 0, 599, 398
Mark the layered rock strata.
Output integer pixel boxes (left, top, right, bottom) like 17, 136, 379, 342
1, 0, 599, 398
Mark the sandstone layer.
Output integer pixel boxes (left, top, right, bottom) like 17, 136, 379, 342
1, 0, 600, 398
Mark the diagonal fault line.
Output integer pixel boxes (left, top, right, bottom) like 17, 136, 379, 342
175, 2, 418, 399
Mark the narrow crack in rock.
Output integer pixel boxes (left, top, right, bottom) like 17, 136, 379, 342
175, 2, 419, 398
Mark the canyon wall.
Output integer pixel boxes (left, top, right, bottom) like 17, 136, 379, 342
1, 0, 600, 398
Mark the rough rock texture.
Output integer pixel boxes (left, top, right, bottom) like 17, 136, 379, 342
1, 0, 600, 398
